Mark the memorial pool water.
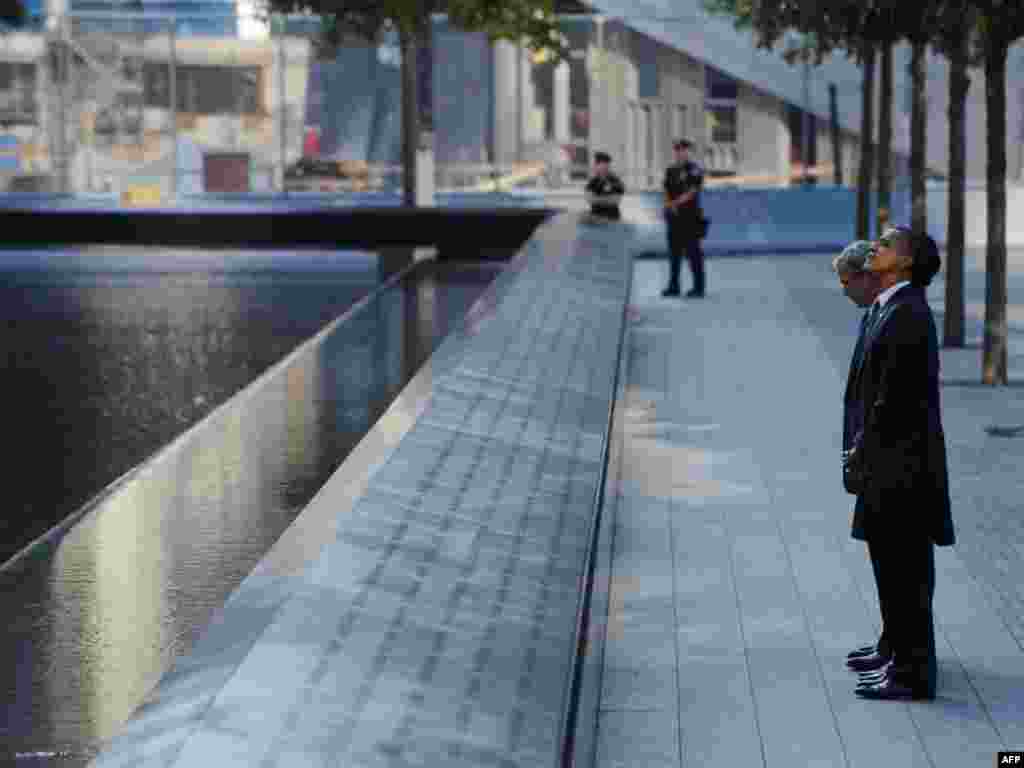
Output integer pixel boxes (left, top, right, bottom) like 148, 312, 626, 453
0, 248, 502, 764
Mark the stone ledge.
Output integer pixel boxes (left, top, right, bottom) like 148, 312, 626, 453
90, 212, 634, 768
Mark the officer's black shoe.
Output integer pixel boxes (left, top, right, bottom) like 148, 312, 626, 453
661, 287, 681, 297
684, 289, 705, 298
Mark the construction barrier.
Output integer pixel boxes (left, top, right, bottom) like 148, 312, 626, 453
120, 185, 163, 207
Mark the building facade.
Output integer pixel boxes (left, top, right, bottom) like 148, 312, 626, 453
585, 0, 1024, 184
0, 19, 310, 197
5, 0, 1024, 198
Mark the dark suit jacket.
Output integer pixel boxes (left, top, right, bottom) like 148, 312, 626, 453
849, 284, 955, 546
843, 311, 870, 457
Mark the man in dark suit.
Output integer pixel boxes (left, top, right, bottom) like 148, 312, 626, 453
833, 241, 892, 667
844, 226, 955, 701
662, 139, 706, 298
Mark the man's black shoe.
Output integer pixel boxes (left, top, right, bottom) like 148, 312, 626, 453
661, 287, 681, 297
847, 645, 877, 660
684, 290, 705, 298
855, 677, 935, 700
856, 667, 891, 686
847, 651, 891, 672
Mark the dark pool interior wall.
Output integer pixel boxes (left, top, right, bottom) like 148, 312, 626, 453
0, 256, 503, 764
0, 206, 554, 252
1, 252, 380, 564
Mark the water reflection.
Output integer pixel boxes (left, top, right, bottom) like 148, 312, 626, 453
0, 260, 501, 765
1, 255, 380, 564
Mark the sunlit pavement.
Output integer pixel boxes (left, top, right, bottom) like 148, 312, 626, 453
594, 252, 1024, 768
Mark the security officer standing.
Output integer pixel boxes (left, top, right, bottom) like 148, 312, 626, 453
662, 139, 706, 298
585, 151, 626, 220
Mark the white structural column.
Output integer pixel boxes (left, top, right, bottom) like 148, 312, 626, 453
518, 43, 532, 155
652, 102, 664, 186
416, 130, 435, 205
632, 105, 645, 188
491, 40, 519, 166
277, 34, 286, 192
553, 60, 570, 144
587, 19, 603, 170
778, 99, 791, 184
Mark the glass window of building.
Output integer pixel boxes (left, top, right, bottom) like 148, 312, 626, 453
531, 49, 556, 141
0, 62, 37, 124
706, 105, 737, 143
706, 66, 738, 101
705, 66, 738, 146
144, 63, 262, 114
787, 103, 817, 180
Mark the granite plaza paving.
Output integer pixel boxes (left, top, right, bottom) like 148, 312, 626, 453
595, 248, 1024, 768
84, 213, 1024, 767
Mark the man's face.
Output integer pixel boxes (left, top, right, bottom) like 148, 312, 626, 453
674, 146, 689, 163
867, 229, 912, 275
595, 160, 610, 177
840, 269, 879, 307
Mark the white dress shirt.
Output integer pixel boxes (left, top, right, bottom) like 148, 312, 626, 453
874, 280, 911, 309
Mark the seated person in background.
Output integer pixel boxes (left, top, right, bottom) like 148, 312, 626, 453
585, 152, 626, 220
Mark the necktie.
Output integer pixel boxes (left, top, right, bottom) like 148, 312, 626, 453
865, 302, 881, 335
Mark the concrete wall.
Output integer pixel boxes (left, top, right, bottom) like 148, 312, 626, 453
738, 82, 787, 182
655, 35, 704, 161
923, 52, 1024, 183
594, 0, 1024, 182
588, 20, 637, 178
815, 121, 863, 188
586, 23, 709, 188
926, 181, 1024, 246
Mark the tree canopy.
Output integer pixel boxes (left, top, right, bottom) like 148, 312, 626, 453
261, 0, 568, 56
0, 0, 26, 26
704, 0, 953, 63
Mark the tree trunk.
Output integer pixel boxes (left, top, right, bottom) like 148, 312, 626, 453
944, 29, 969, 348
982, 41, 1008, 384
400, 28, 419, 207
877, 42, 893, 235
829, 83, 842, 185
856, 44, 876, 240
910, 39, 928, 233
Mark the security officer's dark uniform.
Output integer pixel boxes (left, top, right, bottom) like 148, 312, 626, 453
663, 157, 705, 296
586, 168, 626, 219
